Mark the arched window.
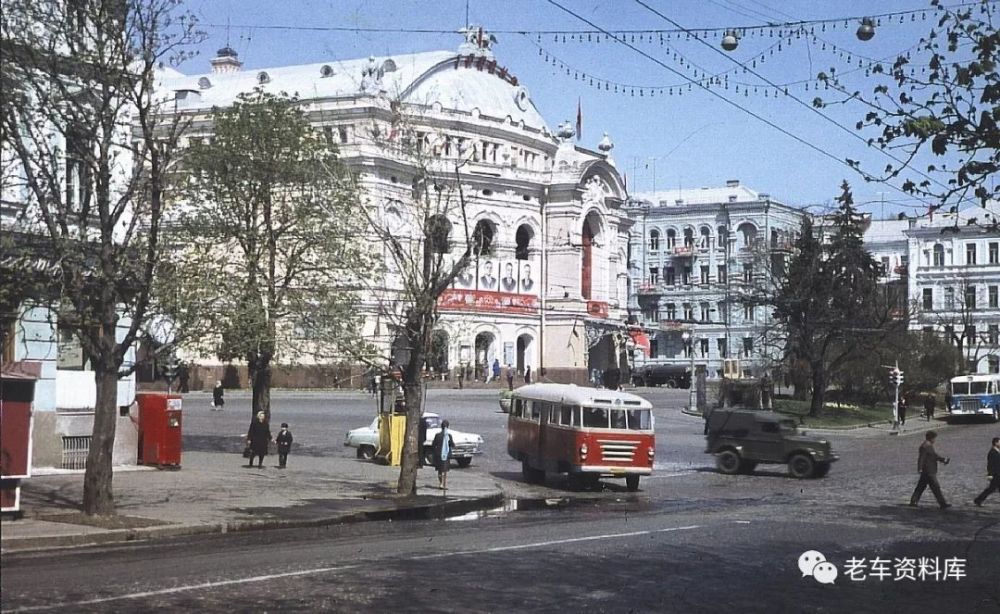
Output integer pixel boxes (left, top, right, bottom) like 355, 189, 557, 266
683, 227, 694, 248
666, 229, 677, 248
699, 226, 711, 248
472, 220, 496, 256
515, 224, 534, 260
737, 222, 757, 248
649, 229, 660, 252
717, 225, 729, 248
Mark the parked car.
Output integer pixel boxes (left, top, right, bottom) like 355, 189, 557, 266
704, 409, 838, 478
344, 412, 484, 467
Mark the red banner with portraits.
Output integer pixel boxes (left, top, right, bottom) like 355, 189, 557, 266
438, 289, 539, 314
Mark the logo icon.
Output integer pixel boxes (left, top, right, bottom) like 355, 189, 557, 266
798, 550, 838, 585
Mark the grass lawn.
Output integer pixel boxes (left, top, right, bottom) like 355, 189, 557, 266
773, 398, 893, 428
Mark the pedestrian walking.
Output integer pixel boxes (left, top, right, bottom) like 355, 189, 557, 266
506, 364, 514, 390
212, 380, 224, 410
923, 394, 936, 422
482, 362, 490, 382
973, 437, 1000, 507
457, 367, 464, 389
909, 430, 951, 509
245, 411, 272, 468
492, 359, 501, 383
898, 394, 908, 426
431, 420, 455, 491
275, 422, 293, 469
524, 365, 532, 384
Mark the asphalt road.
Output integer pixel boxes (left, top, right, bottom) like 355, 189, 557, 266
3, 388, 997, 612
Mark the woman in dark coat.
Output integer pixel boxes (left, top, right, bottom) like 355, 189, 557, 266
431, 420, 455, 490
245, 411, 272, 468
212, 380, 225, 410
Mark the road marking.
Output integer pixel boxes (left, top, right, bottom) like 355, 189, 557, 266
8, 524, 705, 611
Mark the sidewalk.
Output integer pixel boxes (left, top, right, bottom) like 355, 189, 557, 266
1, 451, 503, 553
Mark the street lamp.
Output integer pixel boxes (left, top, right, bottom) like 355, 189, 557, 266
682, 331, 697, 411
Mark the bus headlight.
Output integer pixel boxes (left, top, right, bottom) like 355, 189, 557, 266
647, 447, 655, 461
579, 443, 588, 460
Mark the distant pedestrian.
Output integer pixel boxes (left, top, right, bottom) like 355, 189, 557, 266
492, 359, 501, 383
524, 365, 532, 384
212, 380, 224, 410
368, 371, 378, 397
898, 394, 908, 426
245, 411, 272, 468
909, 430, 951, 509
431, 419, 455, 490
944, 391, 953, 414
457, 367, 464, 389
973, 437, 1000, 507
506, 365, 514, 390
275, 422, 293, 469
923, 394, 936, 422
178, 363, 190, 393
482, 362, 490, 382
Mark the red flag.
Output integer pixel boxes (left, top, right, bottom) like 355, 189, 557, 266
575, 98, 582, 140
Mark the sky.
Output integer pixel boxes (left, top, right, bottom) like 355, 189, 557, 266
174, 0, 992, 218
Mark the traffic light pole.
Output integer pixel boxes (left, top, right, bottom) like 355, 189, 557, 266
885, 361, 904, 430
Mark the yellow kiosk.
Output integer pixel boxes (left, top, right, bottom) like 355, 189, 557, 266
375, 372, 408, 466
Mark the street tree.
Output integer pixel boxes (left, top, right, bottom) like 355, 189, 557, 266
164, 89, 373, 420
770, 182, 903, 416
347, 110, 477, 495
819, 0, 999, 208
1, 0, 200, 515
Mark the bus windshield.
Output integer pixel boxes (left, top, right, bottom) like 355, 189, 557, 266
952, 381, 990, 395
582, 406, 652, 430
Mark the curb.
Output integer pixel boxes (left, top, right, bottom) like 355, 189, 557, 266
0, 492, 504, 554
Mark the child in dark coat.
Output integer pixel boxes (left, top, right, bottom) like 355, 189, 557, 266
276, 423, 293, 469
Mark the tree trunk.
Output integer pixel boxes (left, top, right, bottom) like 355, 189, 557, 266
397, 333, 426, 496
809, 363, 827, 417
82, 365, 120, 515
249, 352, 272, 422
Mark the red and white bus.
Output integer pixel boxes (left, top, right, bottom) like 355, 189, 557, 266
507, 383, 655, 491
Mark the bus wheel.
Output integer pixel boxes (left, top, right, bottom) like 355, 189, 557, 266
522, 460, 544, 484
626, 475, 640, 491
716, 450, 741, 475
788, 453, 815, 479
456, 457, 472, 468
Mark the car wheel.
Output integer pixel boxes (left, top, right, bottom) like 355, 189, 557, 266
422, 447, 435, 467
716, 449, 741, 475
357, 445, 375, 460
666, 379, 677, 389
738, 460, 757, 474
626, 475, 640, 491
788, 453, 815, 479
813, 462, 831, 478
456, 457, 472, 468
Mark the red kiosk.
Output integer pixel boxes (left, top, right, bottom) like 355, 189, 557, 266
1, 361, 39, 517
136, 392, 182, 467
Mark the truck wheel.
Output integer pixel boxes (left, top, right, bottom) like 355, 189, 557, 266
357, 445, 375, 460
456, 457, 472, 468
626, 475, 640, 491
716, 450, 741, 475
788, 454, 815, 479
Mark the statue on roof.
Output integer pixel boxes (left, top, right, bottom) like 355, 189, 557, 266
360, 55, 384, 93
458, 26, 497, 57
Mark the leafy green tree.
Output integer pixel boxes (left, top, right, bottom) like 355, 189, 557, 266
772, 182, 903, 415
1, 0, 199, 515
821, 0, 999, 207
165, 90, 373, 419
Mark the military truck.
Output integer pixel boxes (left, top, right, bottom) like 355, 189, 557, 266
632, 364, 691, 388
704, 409, 838, 478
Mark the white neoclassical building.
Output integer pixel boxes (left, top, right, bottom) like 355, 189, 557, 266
626, 182, 806, 381
158, 29, 631, 386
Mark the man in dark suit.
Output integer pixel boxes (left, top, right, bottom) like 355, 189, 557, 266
909, 430, 951, 508
973, 437, 1000, 506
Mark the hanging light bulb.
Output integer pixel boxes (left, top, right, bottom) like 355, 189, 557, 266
721, 28, 739, 51
856, 17, 875, 41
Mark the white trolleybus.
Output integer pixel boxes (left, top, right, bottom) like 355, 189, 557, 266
507, 383, 655, 491
947, 373, 1000, 422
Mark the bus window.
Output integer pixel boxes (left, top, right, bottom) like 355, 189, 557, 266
971, 382, 988, 394
560, 404, 576, 426
952, 382, 969, 395
583, 407, 609, 428
530, 401, 542, 421
610, 409, 627, 429
626, 409, 651, 430
549, 404, 559, 424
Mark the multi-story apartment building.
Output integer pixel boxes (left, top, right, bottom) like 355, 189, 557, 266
626, 181, 805, 380
904, 204, 1000, 373
157, 30, 631, 386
